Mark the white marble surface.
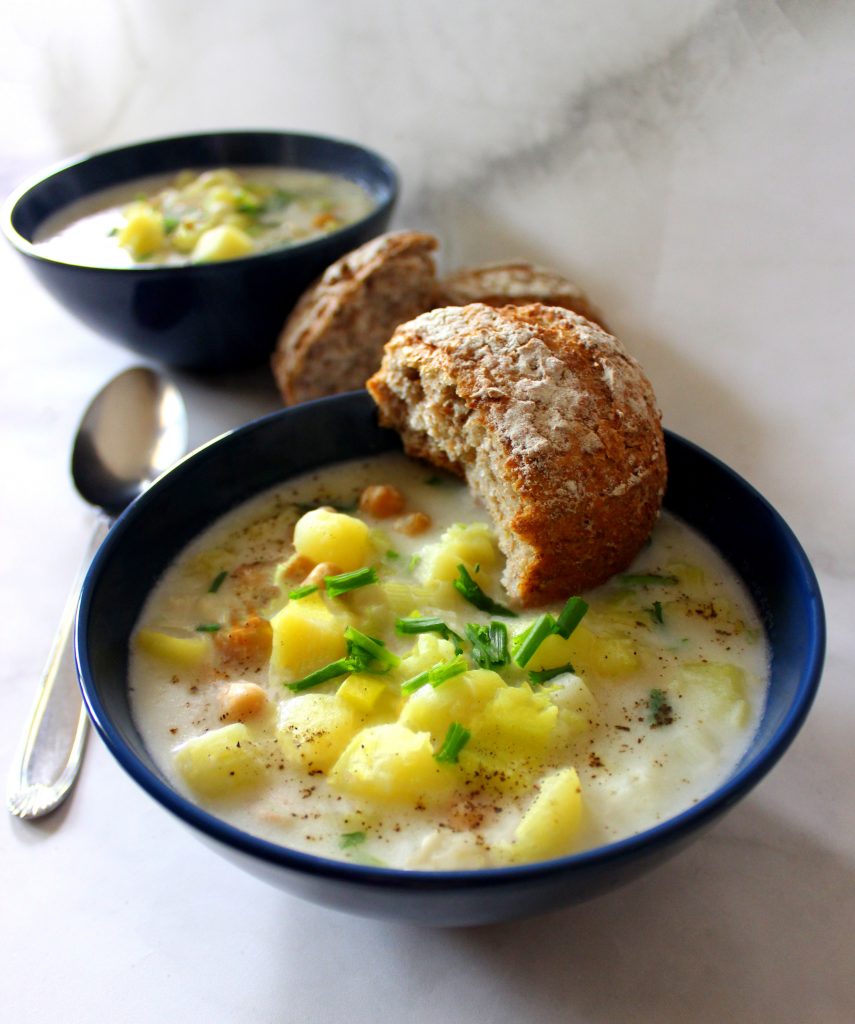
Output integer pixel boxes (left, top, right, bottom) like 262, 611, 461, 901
1, 1, 853, 1020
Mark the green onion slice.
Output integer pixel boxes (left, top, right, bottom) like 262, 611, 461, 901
618, 573, 678, 587
434, 721, 471, 764
208, 569, 229, 593
401, 656, 468, 695
287, 657, 358, 693
395, 616, 464, 654
529, 662, 576, 685
289, 583, 319, 600
195, 623, 222, 633
453, 564, 517, 617
555, 596, 588, 639
511, 613, 556, 668
465, 621, 510, 670
339, 831, 366, 849
324, 566, 379, 598
344, 626, 400, 670
645, 600, 664, 625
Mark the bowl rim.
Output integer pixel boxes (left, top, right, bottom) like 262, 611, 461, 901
75, 400, 826, 889
1, 128, 399, 273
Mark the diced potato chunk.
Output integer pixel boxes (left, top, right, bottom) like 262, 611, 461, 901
277, 694, 362, 773
417, 522, 498, 585
337, 672, 389, 714
118, 205, 164, 259
173, 723, 262, 797
399, 668, 504, 739
500, 768, 583, 863
395, 633, 458, 682
675, 662, 750, 727
135, 628, 210, 669
329, 723, 454, 805
529, 625, 641, 678
293, 508, 370, 572
192, 224, 253, 263
472, 684, 558, 754
269, 592, 347, 680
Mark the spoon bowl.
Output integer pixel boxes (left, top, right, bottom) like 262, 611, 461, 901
7, 366, 187, 819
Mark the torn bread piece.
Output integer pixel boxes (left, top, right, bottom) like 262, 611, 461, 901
366, 303, 666, 607
271, 231, 443, 404
441, 260, 607, 329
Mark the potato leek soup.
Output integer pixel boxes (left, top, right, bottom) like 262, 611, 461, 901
129, 452, 768, 870
33, 167, 374, 268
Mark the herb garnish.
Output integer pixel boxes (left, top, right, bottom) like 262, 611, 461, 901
325, 566, 379, 598
395, 616, 464, 654
528, 662, 575, 685
339, 831, 366, 849
289, 583, 319, 600
648, 688, 675, 726
195, 623, 222, 633
465, 621, 510, 670
344, 626, 400, 671
645, 600, 664, 625
555, 596, 589, 638
401, 655, 468, 695
208, 570, 228, 593
434, 722, 471, 764
453, 564, 517, 617
511, 613, 557, 668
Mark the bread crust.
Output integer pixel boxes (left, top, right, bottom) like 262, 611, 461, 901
441, 261, 607, 329
271, 231, 443, 404
366, 303, 666, 606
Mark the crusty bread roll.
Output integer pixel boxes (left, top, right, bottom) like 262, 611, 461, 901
271, 231, 443, 405
366, 303, 666, 606
441, 261, 607, 329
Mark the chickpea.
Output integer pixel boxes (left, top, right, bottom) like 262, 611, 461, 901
301, 561, 342, 588
395, 511, 432, 536
219, 681, 268, 722
215, 616, 273, 666
280, 552, 315, 580
359, 484, 406, 518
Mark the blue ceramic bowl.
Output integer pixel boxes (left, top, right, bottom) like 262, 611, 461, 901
2, 131, 397, 371
75, 392, 825, 926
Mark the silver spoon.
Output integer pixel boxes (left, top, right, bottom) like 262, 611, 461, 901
7, 366, 187, 820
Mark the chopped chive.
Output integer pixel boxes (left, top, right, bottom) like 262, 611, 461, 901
645, 600, 665, 625
529, 662, 575, 685
648, 688, 675, 726
287, 657, 357, 693
339, 831, 366, 849
208, 569, 229, 593
325, 566, 379, 598
163, 215, 179, 234
555, 596, 588, 639
453, 564, 517, 617
289, 583, 319, 600
465, 621, 510, 670
344, 626, 400, 670
195, 623, 222, 633
395, 616, 464, 654
434, 721, 471, 764
386, 549, 401, 560
512, 613, 557, 668
408, 553, 421, 573
618, 573, 679, 587
401, 656, 468, 695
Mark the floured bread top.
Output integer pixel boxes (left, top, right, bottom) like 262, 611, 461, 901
367, 302, 667, 605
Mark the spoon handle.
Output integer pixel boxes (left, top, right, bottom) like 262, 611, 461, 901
7, 517, 109, 819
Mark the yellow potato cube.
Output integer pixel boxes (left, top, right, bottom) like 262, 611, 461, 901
192, 224, 253, 263
337, 672, 389, 714
277, 694, 362, 773
135, 628, 210, 669
118, 205, 164, 259
173, 723, 262, 797
269, 592, 347, 680
527, 626, 641, 678
500, 768, 584, 864
399, 668, 504, 739
293, 508, 370, 572
329, 723, 454, 805
395, 633, 458, 683
471, 684, 559, 754
417, 522, 498, 585
676, 662, 750, 727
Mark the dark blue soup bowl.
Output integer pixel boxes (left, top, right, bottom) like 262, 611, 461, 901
2, 131, 397, 371
76, 392, 825, 926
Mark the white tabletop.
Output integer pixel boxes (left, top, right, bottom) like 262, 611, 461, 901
2, 3, 853, 1021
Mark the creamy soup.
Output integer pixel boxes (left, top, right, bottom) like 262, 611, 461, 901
33, 167, 374, 268
129, 453, 767, 870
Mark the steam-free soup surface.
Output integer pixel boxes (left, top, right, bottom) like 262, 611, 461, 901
33, 167, 374, 268
130, 453, 767, 870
